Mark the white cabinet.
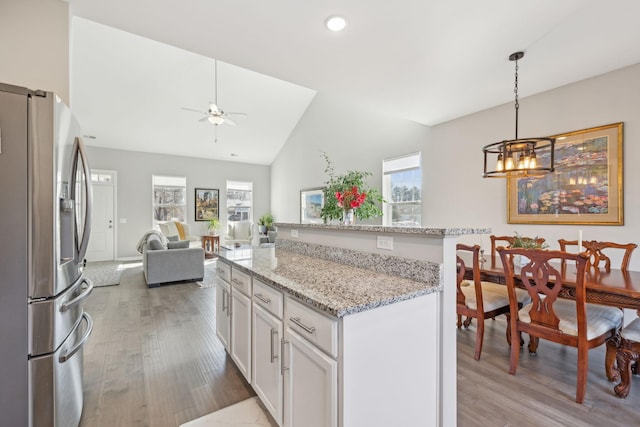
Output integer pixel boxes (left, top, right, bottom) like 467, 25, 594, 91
252, 304, 283, 425
283, 328, 338, 427
230, 268, 252, 383
215, 277, 230, 350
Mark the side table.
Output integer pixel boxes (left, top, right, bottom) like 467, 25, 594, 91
202, 235, 220, 258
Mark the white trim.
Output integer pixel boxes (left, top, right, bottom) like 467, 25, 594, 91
90, 168, 118, 261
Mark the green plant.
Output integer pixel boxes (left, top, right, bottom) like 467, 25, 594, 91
511, 232, 548, 249
320, 152, 384, 222
258, 213, 275, 229
207, 217, 220, 233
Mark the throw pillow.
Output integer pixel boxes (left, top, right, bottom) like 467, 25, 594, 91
148, 238, 164, 250
166, 235, 179, 242
167, 240, 189, 249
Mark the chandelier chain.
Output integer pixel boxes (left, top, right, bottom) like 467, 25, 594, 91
513, 59, 519, 139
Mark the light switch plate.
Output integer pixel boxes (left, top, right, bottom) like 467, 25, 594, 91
377, 236, 393, 251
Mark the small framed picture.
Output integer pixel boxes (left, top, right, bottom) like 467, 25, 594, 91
300, 187, 325, 224
195, 188, 219, 221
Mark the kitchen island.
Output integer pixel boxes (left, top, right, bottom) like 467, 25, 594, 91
216, 224, 488, 427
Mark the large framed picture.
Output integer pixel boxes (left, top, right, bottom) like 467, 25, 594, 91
507, 122, 623, 225
300, 187, 325, 224
195, 188, 219, 221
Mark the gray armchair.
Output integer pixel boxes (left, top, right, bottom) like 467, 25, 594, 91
143, 235, 204, 287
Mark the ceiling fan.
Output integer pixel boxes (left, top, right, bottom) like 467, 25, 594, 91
181, 59, 247, 128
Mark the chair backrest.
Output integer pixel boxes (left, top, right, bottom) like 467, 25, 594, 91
489, 235, 546, 268
558, 239, 637, 271
456, 244, 483, 312
497, 247, 589, 334
228, 220, 253, 241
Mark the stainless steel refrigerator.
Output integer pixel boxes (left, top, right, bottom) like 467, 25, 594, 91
0, 82, 94, 426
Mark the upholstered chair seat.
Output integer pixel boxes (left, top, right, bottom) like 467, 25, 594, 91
461, 281, 531, 312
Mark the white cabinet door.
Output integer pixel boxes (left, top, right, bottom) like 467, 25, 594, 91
231, 289, 252, 382
252, 304, 283, 426
215, 279, 231, 351
283, 329, 337, 427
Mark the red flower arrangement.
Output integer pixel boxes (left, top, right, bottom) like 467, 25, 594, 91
336, 186, 367, 210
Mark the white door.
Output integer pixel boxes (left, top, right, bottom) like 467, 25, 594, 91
231, 290, 252, 383
284, 329, 338, 427
252, 304, 283, 425
85, 170, 115, 262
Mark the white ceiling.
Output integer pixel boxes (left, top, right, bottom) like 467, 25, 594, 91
69, 0, 640, 165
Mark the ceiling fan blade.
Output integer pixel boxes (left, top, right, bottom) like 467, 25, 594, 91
224, 112, 248, 117
181, 107, 207, 114
198, 116, 211, 122
223, 117, 237, 126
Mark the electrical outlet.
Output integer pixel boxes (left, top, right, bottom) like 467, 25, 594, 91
291, 229, 299, 238
377, 235, 394, 251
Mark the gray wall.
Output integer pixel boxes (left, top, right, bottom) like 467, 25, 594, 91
271, 63, 640, 271
0, 0, 69, 103
271, 92, 430, 224
86, 146, 270, 258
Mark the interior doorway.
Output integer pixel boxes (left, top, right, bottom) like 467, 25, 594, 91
86, 170, 117, 262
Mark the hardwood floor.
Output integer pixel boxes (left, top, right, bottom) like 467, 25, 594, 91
457, 316, 640, 426
81, 264, 640, 426
80, 265, 255, 427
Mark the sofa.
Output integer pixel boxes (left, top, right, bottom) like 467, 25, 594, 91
143, 234, 204, 287
158, 221, 200, 247
226, 220, 253, 245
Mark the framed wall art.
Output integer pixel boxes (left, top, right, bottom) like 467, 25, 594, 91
195, 188, 219, 221
300, 187, 325, 224
507, 122, 623, 225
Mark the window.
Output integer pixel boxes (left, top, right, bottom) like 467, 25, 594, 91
227, 180, 253, 222
383, 152, 422, 227
152, 175, 186, 226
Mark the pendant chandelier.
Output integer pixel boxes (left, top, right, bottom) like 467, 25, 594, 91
482, 52, 555, 178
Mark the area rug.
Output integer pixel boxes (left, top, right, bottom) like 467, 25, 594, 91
180, 397, 275, 427
197, 259, 219, 288
83, 260, 142, 287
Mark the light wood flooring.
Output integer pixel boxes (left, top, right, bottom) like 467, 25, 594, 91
81, 264, 640, 426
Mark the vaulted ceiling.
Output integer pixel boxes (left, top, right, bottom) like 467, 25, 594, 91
69, 0, 640, 165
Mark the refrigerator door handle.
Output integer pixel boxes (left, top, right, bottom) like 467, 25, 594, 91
59, 312, 93, 363
71, 136, 93, 263
60, 277, 94, 312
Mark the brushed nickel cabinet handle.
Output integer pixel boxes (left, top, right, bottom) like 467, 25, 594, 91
255, 293, 271, 304
290, 317, 316, 334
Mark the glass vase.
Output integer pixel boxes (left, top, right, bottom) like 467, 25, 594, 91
343, 208, 354, 225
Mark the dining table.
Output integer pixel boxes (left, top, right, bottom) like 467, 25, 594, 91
466, 254, 640, 313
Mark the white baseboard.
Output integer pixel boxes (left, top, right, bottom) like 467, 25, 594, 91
117, 255, 143, 262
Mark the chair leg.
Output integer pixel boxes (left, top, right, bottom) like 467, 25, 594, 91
614, 348, 637, 398
575, 344, 588, 404
605, 339, 620, 382
457, 314, 462, 329
509, 322, 520, 375
528, 336, 539, 354
463, 316, 472, 328
474, 317, 484, 361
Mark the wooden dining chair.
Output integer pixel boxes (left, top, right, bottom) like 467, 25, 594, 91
559, 239, 638, 380
490, 235, 546, 268
497, 247, 623, 403
613, 318, 640, 398
456, 244, 531, 360
558, 239, 637, 272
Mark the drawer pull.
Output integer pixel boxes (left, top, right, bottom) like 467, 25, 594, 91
231, 278, 242, 285
216, 268, 225, 275
290, 317, 316, 334
255, 293, 271, 304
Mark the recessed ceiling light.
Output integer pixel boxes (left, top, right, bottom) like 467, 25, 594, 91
325, 15, 348, 32
230, 153, 239, 157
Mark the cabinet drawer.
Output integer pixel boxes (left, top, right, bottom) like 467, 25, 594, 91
231, 268, 252, 297
216, 261, 231, 283
285, 296, 338, 358
253, 279, 283, 319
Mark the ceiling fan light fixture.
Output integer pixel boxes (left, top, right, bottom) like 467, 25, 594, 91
208, 115, 224, 125
325, 15, 348, 32
482, 51, 555, 178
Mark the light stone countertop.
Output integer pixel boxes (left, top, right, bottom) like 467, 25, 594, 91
217, 246, 442, 318
275, 222, 491, 236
